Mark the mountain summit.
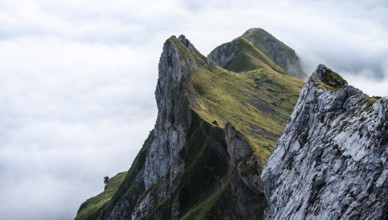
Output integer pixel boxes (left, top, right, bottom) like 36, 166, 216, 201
208, 28, 306, 78
75, 29, 303, 219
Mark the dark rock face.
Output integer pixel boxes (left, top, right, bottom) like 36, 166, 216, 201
207, 40, 242, 69
262, 65, 388, 219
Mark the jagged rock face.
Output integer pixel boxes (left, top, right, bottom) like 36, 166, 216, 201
262, 65, 388, 219
95, 36, 196, 220
129, 36, 197, 219
207, 40, 241, 68
224, 123, 266, 219
144, 35, 196, 189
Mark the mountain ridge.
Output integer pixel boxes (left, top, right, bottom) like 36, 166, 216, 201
75, 30, 303, 219
76, 29, 387, 220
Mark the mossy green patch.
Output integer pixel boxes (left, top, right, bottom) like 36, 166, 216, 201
366, 96, 379, 105
319, 69, 346, 90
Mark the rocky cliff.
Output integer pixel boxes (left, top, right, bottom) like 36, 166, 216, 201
76, 32, 303, 219
209, 28, 306, 79
262, 64, 388, 219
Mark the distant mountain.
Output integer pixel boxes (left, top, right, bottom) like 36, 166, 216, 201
209, 28, 306, 79
75, 29, 303, 219
262, 65, 388, 219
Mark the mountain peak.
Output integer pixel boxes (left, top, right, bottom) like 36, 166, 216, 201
242, 28, 306, 78
209, 27, 306, 78
243, 28, 270, 37
165, 35, 195, 53
157, 35, 201, 95
311, 64, 347, 90
177, 35, 191, 47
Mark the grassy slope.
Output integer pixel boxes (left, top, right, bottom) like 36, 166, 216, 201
191, 61, 302, 165
224, 37, 287, 74
242, 28, 295, 59
180, 181, 230, 220
240, 28, 305, 79
75, 172, 127, 220
171, 37, 303, 218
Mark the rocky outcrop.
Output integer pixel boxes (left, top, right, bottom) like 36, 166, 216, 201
223, 123, 266, 219
262, 64, 388, 219
143, 35, 196, 190
207, 40, 242, 68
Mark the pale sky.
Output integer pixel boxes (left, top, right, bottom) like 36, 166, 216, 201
0, 0, 387, 219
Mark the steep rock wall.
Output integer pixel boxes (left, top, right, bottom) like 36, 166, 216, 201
262, 65, 388, 219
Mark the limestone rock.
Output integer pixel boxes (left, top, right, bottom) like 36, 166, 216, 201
262, 64, 388, 219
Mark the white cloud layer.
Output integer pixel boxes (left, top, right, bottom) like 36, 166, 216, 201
0, 0, 387, 219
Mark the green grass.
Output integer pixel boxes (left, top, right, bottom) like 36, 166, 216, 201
75, 172, 127, 220
180, 181, 230, 220
224, 37, 286, 74
240, 28, 306, 79
242, 28, 294, 56
366, 96, 379, 105
190, 62, 303, 164
176, 112, 229, 213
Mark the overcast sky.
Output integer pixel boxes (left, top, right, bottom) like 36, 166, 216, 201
0, 0, 387, 219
